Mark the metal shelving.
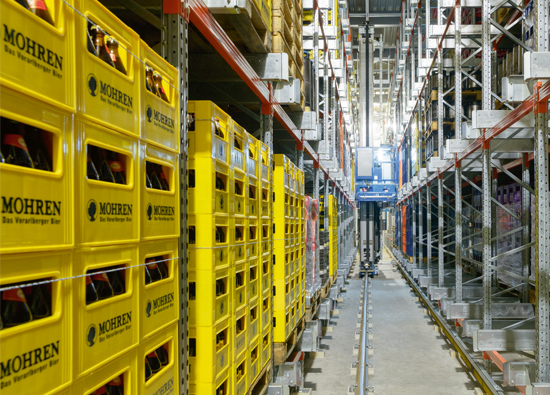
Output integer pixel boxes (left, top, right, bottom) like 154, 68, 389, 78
388, 0, 550, 392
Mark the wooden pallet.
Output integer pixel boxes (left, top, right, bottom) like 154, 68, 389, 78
208, 0, 272, 54
247, 361, 273, 395
273, 317, 306, 365
319, 274, 333, 299
305, 289, 321, 322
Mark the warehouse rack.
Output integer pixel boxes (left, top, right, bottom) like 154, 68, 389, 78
384, 0, 550, 392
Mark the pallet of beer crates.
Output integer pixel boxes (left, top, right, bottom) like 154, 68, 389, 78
329, 195, 338, 278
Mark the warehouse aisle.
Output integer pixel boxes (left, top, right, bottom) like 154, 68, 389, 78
369, 256, 479, 394
303, 261, 363, 394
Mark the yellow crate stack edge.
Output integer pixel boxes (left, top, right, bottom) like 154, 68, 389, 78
0, 1, 180, 394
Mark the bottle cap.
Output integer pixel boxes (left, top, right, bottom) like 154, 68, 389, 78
92, 272, 110, 283
108, 376, 123, 386
2, 288, 27, 302
108, 161, 124, 173
145, 259, 158, 269
3, 134, 29, 151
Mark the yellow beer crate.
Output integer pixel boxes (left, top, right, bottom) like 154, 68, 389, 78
249, 259, 260, 301
188, 318, 231, 384
288, 193, 295, 219
246, 132, 258, 180
273, 306, 291, 342
76, 0, 140, 137
273, 278, 290, 311
273, 218, 290, 250
289, 276, 296, 305
260, 180, 271, 219
260, 332, 271, 368
257, 139, 270, 183
273, 154, 290, 187
231, 120, 247, 175
232, 171, 247, 217
233, 306, 248, 362
188, 245, 231, 272
247, 338, 260, 384
73, 244, 139, 378
233, 352, 248, 395
273, 247, 290, 280
73, 348, 137, 395
260, 293, 272, 335
248, 298, 260, 345
140, 142, 179, 240
0, 250, 72, 395
75, 119, 139, 246
188, 267, 231, 327
233, 217, 247, 265
273, 184, 289, 218
187, 101, 231, 162
248, 176, 259, 218
233, 262, 248, 312
188, 214, 229, 249
189, 376, 231, 395
139, 238, 179, 340
289, 303, 296, 330
140, 41, 179, 153
260, 255, 272, 295
138, 323, 178, 395
260, 219, 271, 255
188, 157, 230, 216
0, 0, 76, 112
248, 218, 259, 260
0, 88, 73, 253
288, 161, 296, 194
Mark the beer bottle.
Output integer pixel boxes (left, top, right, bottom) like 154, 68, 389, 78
145, 258, 162, 283
14, 0, 31, 10
86, 276, 99, 305
97, 149, 115, 183
87, 21, 97, 56
153, 72, 170, 103
90, 26, 115, 67
0, 316, 3, 330
106, 37, 127, 75
156, 256, 169, 279
235, 181, 242, 196
87, 152, 100, 180
146, 173, 153, 188
23, 283, 51, 319
107, 268, 125, 295
145, 67, 158, 95
106, 375, 124, 395
215, 227, 225, 243
27, 127, 52, 172
216, 176, 225, 191
1, 287, 33, 327
91, 272, 114, 300
215, 279, 225, 296
155, 345, 169, 367
147, 351, 162, 374
216, 330, 226, 350
0, 151, 5, 163
147, 162, 162, 190
93, 386, 108, 395
26, 0, 55, 26
145, 359, 153, 381
107, 151, 126, 185
158, 166, 170, 191
2, 122, 34, 169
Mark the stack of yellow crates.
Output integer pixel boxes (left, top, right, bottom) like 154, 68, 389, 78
188, 101, 233, 395
245, 130, 261, 391
329, 196, 338, 277
293, 167, 306, 322
187, 101, 271, 395
272, 154, 292, 342
257, 139, 273, 373
1, 1, 180, 393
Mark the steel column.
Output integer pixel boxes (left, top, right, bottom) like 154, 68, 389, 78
438, 175, 444, 287
455, 163, 463, 302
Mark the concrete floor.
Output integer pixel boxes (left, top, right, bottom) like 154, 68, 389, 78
303, 253, 480, 394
